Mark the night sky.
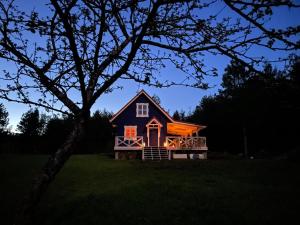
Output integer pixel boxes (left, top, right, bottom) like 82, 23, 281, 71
1, 0, 300, 130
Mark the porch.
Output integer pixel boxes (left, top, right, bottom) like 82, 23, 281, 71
114, 136, 144, 150
113, 136, 207, 151
165, 136, 208, 150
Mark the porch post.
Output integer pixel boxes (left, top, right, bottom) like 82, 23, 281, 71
147, 126, 149, 147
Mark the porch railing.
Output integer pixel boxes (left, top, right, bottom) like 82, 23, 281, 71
114, 136, 144, 150
165, 136, 207, 150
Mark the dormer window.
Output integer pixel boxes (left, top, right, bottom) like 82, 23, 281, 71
136, 103, 149, 117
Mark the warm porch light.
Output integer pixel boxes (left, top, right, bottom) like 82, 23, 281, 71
163, 141, 167, 147
142, 142, 146, 147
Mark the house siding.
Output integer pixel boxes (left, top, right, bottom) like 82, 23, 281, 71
112, 94, 172, 146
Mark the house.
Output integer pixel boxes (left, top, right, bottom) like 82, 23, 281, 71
110, 90, 208, 160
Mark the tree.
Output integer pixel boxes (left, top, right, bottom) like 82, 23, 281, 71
151, 94, 161, 105
17, 108, 47, 136
289, 56, 300, 85
81, 110, 113, 153
222, 60, 254, 95
0, 103, 8, 134
172, 110, 186, 121
189, 58, 300, 156
44, 115, 73, 139
0, 0, 299, 224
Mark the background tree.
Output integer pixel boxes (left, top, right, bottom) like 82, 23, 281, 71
0, 103, 9, 134
81, 110, 113, 153
188, 58, 300, 156
17, 108, 47, 136
151, 94, 161, 105
289, 56, 300, 86
0, 0, 299, 224
222, 60, 254, 95
172, 110, 186, 121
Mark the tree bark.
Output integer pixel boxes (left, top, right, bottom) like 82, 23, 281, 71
14, 117, 86, 225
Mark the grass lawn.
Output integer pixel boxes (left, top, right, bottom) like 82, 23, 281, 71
0, 154, 299, 225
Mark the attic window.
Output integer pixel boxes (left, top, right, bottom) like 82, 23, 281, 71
136, 103, 149, 117
124, 126, 137, 140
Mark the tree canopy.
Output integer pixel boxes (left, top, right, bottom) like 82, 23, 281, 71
0, 103, 9, 134
188, 58, 300, 156
17, 108, 47, 136
0, 0, 299, 118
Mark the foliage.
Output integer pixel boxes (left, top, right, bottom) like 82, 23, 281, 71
0, 0, 299, 117
151, 94, 161, 105
172, 110, 186, 121
44, 115, 73, 140
0, 103, 8, 134
188, 58, 300, 155
80, 110, 114, 153
222, 60, 255, 93
17, 108, 47, 136
43, 110, 113, 153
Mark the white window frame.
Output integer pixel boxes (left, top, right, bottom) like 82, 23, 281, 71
136, 103, 149, 117
124, 126, 137, 140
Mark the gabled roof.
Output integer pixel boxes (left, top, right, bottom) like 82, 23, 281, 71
109, 90, 207, 134
109, 90, 174, 122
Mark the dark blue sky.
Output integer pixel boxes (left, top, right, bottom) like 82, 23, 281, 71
1, 0, 300, 130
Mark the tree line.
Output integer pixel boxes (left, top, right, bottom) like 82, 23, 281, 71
1, 57, 299, 157
0, 108, 113, 154
172, 57, 300, 158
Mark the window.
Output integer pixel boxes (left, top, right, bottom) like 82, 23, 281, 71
124, 126, 137, 140
136, 103, 149, 117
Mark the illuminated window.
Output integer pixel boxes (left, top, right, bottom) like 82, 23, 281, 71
136, 103, 149, 117
124, 126, 137, 140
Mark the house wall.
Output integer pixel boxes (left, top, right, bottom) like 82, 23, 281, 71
112, 94, 172, 146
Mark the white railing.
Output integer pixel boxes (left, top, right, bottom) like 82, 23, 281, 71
114, 136, 144, 150
166, 136, 207, 150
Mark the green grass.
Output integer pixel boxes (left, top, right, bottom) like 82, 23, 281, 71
1, 154, 299, 225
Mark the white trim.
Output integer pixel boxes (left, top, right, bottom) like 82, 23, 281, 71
165, 136, 207, 150
124, 126, 137, 140
146, 118, 163, 127
136, 103, 149, 117
114, 136, 144, 150
114, 147, 142, 150
146, 118, 161, 147
110, 90, 174, 122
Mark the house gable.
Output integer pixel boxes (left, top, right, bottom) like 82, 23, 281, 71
110, 90, 173, 147
110, 90, 173, 123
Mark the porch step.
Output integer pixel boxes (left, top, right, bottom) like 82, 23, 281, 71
143, 147, 169, 160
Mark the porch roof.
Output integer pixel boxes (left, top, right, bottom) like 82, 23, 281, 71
167, 121, 206, 136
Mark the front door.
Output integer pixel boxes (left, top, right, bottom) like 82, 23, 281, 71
149, 128, 159, 146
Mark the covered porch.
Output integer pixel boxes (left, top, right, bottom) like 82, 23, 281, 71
165, 121, 207, 150
165, 136, 207, 150
114, 121, 207, 151
113, 136, 207, 150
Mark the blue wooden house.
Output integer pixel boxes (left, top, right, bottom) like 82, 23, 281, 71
110, 90, 208, 160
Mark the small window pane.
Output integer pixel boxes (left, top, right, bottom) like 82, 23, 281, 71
136, 103, 148, 117
124, 126, 137, 140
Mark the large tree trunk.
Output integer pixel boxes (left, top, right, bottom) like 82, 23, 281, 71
14, 117, 87, 225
